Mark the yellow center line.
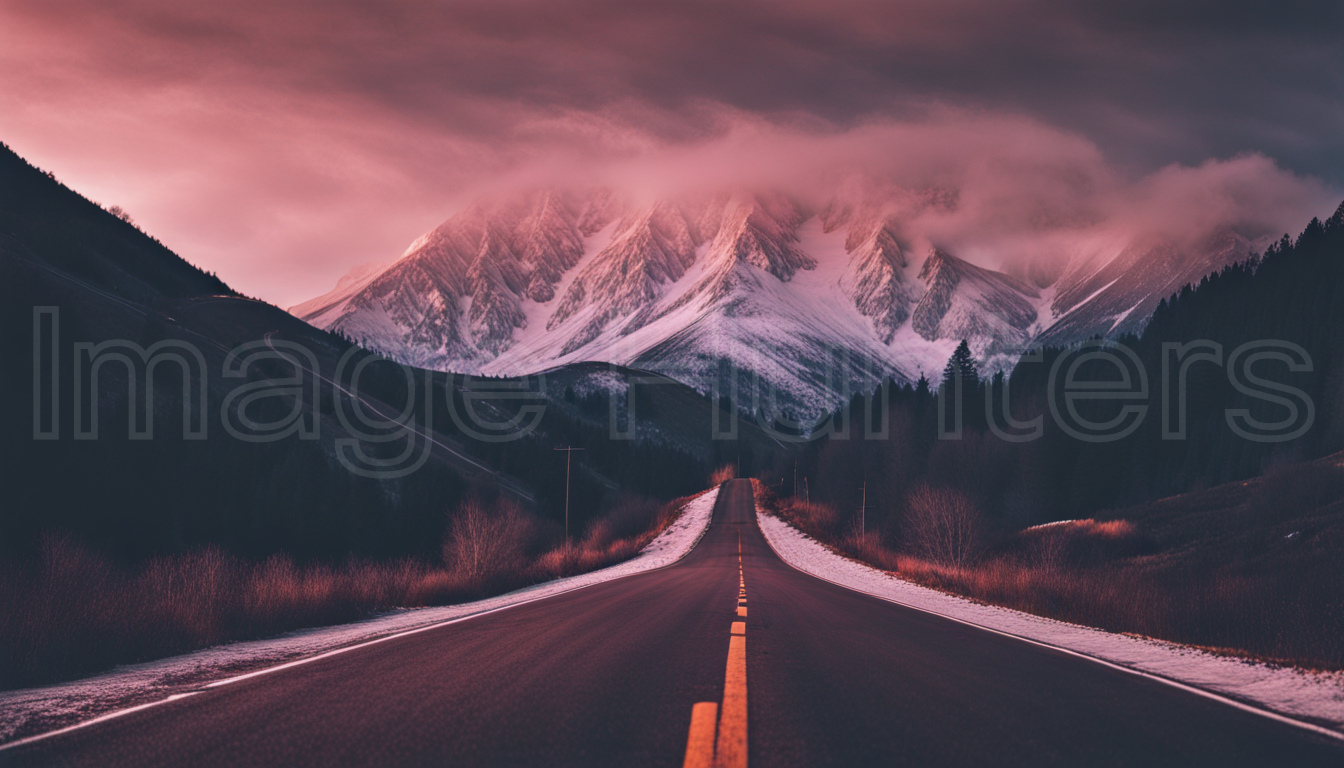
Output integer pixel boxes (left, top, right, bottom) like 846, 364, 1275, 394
682, 702, 718, 768
682, 542, 753, 768
716, 627, 748, 768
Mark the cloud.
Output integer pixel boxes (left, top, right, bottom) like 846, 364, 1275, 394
557, 112, 1331, 270
0, 1, 1340, 305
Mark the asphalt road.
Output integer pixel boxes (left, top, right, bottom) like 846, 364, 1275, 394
5, 479, 1342, 767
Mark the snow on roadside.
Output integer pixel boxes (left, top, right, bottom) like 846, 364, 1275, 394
757, 510, 1344, 736
0, 487, 720, 745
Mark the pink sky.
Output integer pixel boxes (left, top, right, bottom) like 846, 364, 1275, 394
2, 1, 1340, 307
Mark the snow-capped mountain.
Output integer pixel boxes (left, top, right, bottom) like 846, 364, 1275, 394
293, 188, 1264, 416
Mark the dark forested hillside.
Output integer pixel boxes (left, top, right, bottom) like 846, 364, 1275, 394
0, 143, 234, 302
0, 142, 722, 564
794, 202, 1344, 541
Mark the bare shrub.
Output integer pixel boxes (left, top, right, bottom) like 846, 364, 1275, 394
711, 464, 738, 485
795, 500, 839, 536
902, 485, 983, 569
1026, 526, 1070, 572
773, 499, 840, 539
530, 538, 627, 581
582, 518, 615, 551
751, 478, 842, 539
442, 499, 536, 592
531, 542, 581, 580
652, 494, 694, 533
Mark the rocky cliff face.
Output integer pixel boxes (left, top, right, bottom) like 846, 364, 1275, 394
839, 221, 915, 343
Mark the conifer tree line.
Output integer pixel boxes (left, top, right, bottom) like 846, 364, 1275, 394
786, 204, 1344, 544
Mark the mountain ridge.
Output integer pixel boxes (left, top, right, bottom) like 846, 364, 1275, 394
295, 187, 1270, 415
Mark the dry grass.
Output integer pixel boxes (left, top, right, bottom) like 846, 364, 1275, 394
878, 549, 1344, 670
758, 482, 840, 540
0, 492, 700, 689
0, 539, 480, 689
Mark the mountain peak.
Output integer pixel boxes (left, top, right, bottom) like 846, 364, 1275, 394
842, 222, 913, 343
912, 247, 1039, 344
466, 231, 528, 355
576, 188, 622, 236
917, 247, 955, 281
547, 201, 700, 351
516, 192, 584, 302
705, 194, 813, 282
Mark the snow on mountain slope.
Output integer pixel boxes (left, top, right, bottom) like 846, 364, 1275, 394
912, 248, 1040, 351
516, 192, 586, 302
1036, 231, 1266, 347
838, 221, 917, 343
293, 187, 1268, 415
547, 200, 701, 354
481, 213, 959, 415
620, 215, 928, 415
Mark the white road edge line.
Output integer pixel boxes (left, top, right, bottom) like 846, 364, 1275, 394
0, 694, 204, 752
754, 509, 1344, 744
0, 488, 721, 753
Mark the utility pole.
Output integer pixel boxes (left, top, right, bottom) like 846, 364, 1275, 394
793, 461, 798, 497
860, 481, 867, 537
804, 476, 810, 503
554, 446, 584, 540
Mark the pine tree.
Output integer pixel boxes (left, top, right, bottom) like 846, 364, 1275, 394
941, 339, 979, 392
938, 339, 983, 431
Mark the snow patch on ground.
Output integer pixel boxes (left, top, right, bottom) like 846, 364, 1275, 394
757, 511, 1344, 736
0, 487, 720, 745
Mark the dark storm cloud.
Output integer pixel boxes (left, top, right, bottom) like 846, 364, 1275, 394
0, 0, 1339, 303
11, 0, 1344, 171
